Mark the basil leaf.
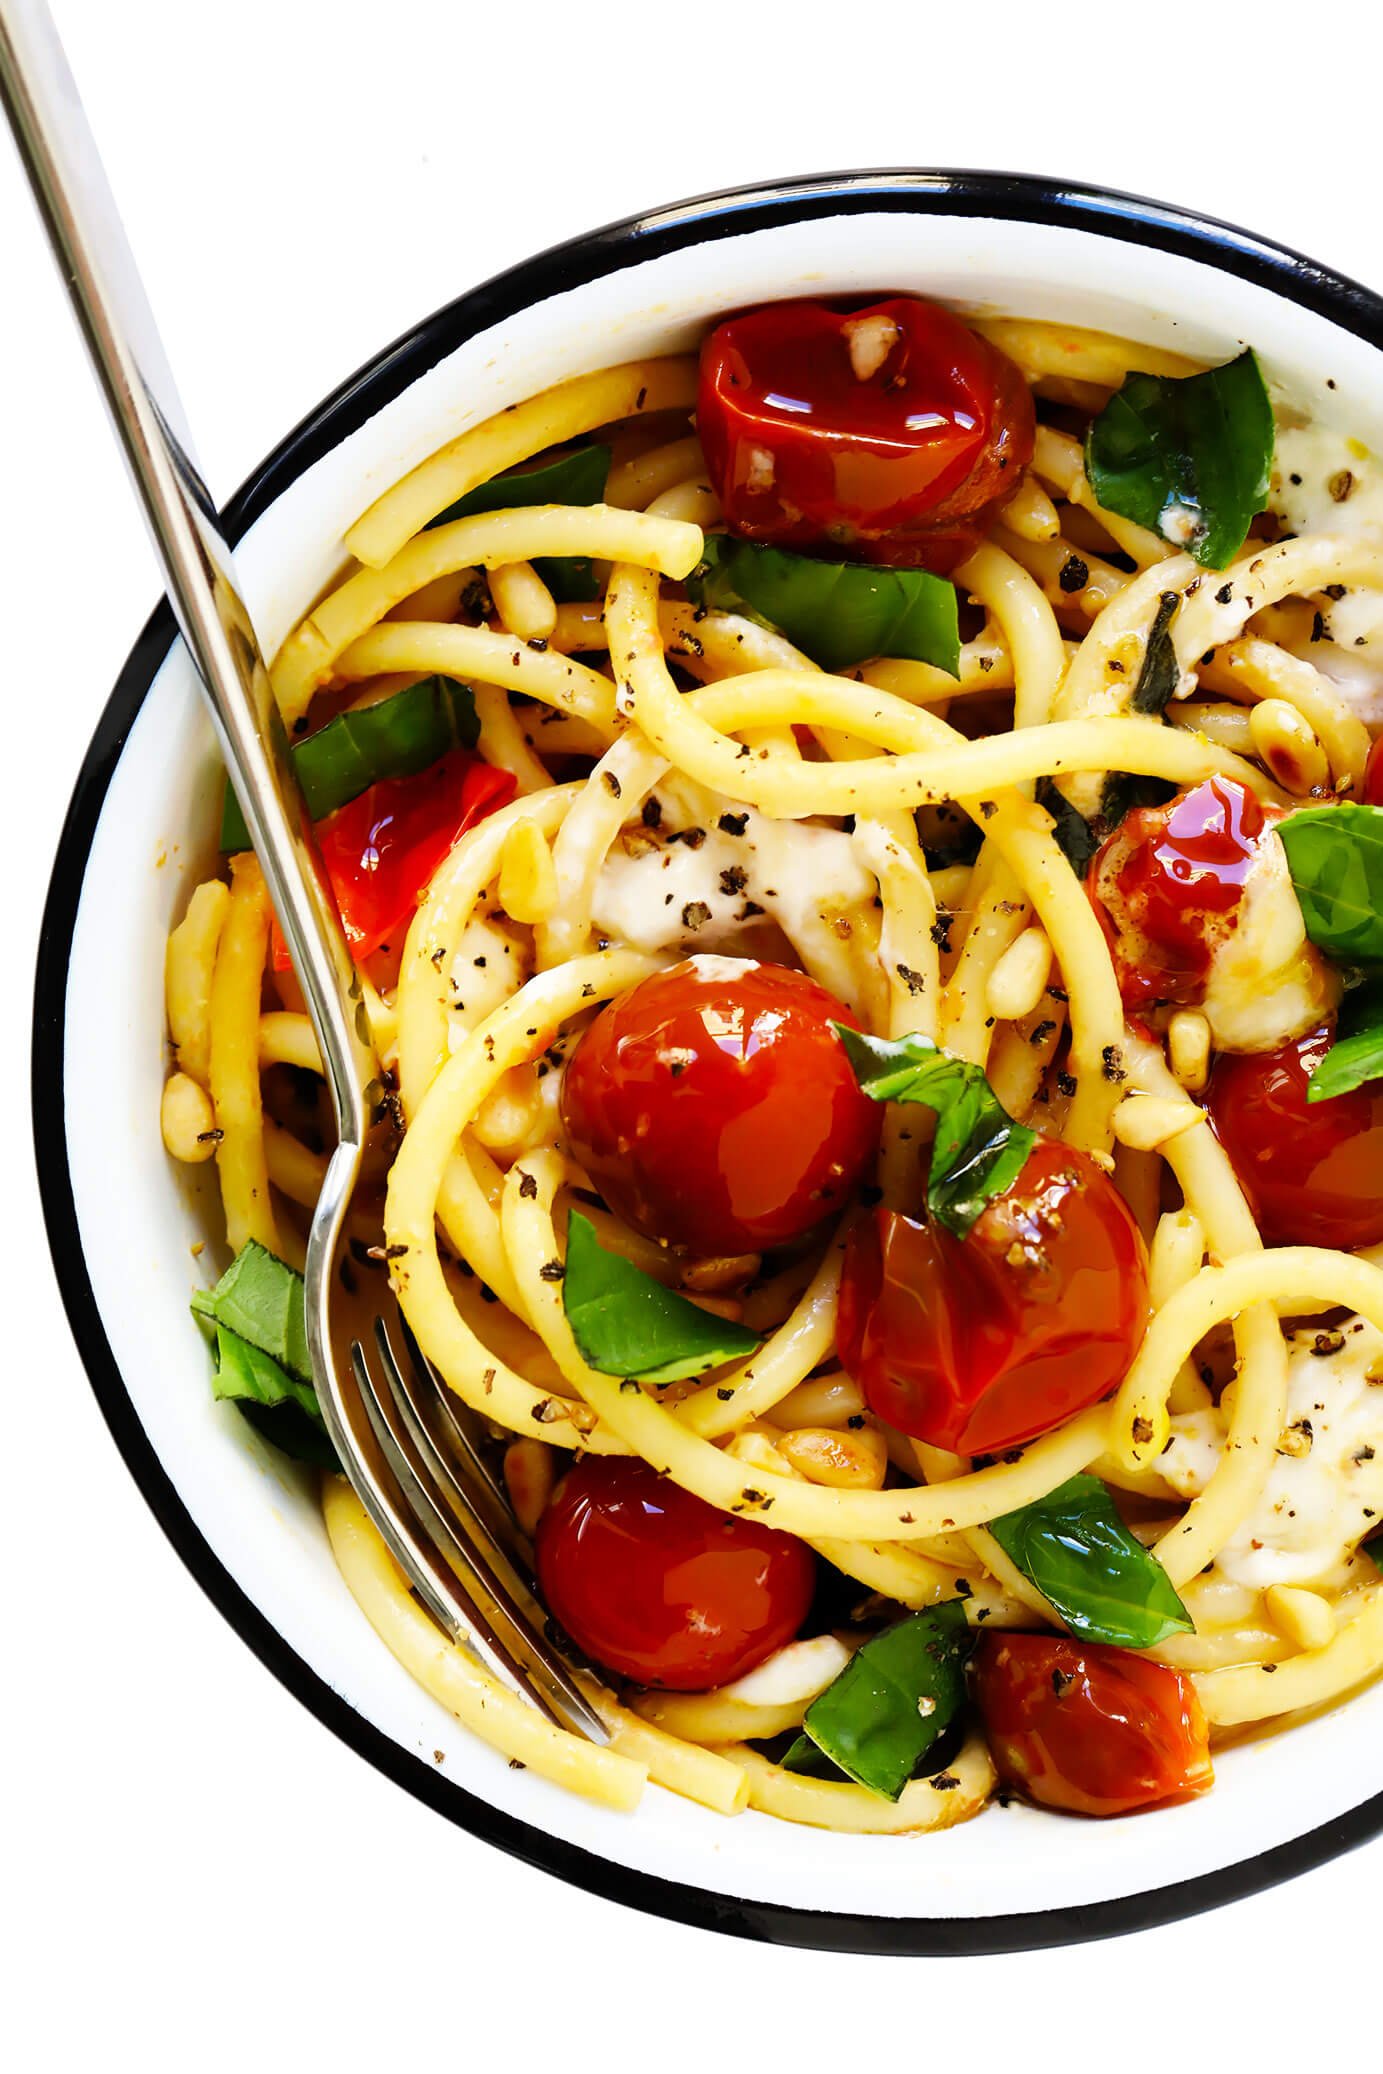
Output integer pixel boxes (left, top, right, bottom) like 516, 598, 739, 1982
221, 675, 479, 850
430, 443, 612, 604
1130, 590, 1182, 715
211, 1324, 339, 1470
1279, 802, 1383, 964
561, 1211, 760, 1383
779, 1734, 851, 1780
988, 1474, 1193, 1649
1306, 978, 1383, 1104
191, 1240, 311, 1381
1037, 772, 1178, 879
795, 1604, 972, 1800
1085, 349, 1274, 570
835, 1026, 1034, 1238
686, 535, 960, 677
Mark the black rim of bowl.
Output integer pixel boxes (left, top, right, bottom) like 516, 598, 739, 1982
33, 167, 1383, 1957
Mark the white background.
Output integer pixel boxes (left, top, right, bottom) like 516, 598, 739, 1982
3, 1, 1375, 2065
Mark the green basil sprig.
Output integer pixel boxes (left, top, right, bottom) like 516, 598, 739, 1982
1279, 803, 1383, 965
429, 442, 612, 602
686, 534, 960, 677
782, 1603, 972, 1799
562, 1211, 760, 1384
221, 674, 479, 851
988, 1474, 1193, 1649
834, 1026, 1035, 1238
191, 1243, 337, 1466
1085, 348, 1274, 569
1305, 978, 1383, 1104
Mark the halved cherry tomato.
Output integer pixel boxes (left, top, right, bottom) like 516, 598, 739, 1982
1206, 1020, 1383, 1247
272, 749, 516, 968
1088, 776, 1268, 1011
971, 1632, 1213, 1816
1363, 733, 1383, 805
697, 297, 1034, 573
560, 957, 880, 1255
535, 1456, 816, 1690
837, 1137, 1149, 1455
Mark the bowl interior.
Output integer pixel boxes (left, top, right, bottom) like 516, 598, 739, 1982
49, 183, 1383, 1945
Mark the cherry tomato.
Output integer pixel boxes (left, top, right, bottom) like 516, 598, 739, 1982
1363, 733, 1383, 805
971, 1632, 1213, 1817
697, 297, 1034, 574
1206, 1021, 1383, 1247
273, 749, 516, 967
535, 1456, 816, 1690
560, 957, 880, 1255
837, 1137, 1149, 1454
1088, 776, 1268, 1012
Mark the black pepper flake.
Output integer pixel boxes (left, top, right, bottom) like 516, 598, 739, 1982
930, 1772, 960, 1792
681, 900, 711, 931
518, 1170, 538, 1201
1261, 1662, 1278, 1674
1311, 610, 1327, 643
896, 963, 928, 996
1354, 1445, 1376, 1464
642, 796, 663, 829
898, 1512, 915, 1524
716, 1387, 735, 1401
1051, 1668, 1075, 1698
1311, 1329, 1345, 1356
635, 385, 647, 410
737, 900, 766, 920
978, 799, 998, 820
1101, 1044, 1127, 1084
1215, 583, 1234, 605
1059, 554, 1089, 594
196, 1127, 224, 1145
668, 825, 707, 849
1056, 1070, 1077, 1098
719, 865, 748, 896
602, 771, 622, 798
718, 811, 749, 836
1132, 1416, 1154, 1445
1325, 583, 1347, 600
430, 947, 446, 970
1107, 658, 1125, 674
538, 1259, 565, 1282
1029, 1019, 1057, 1047
953, 1578, 973, 1599
526, 636, 549, 652
930, 916, 953, 952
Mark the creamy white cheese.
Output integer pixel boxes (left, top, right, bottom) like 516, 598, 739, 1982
1161, 1317, 1383, 1590
445, 913, 529, 1045
1269, 413, 1383, 719
1198, 826, 1340, 1052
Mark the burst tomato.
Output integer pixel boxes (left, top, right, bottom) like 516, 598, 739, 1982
971, 1632, 1213, 1816
697, 297, 1034, 573
535, 1456, 816, 1690
837, 1138, 1149, 1455
560, 957, 880, 1255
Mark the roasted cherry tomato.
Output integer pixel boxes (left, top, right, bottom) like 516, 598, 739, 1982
1206, 1020, 1383, 1247
697, 297, 1034, 573
1088, 776, 1268, 1012
560, 957, 880, 1256
1363, 733, 1383, 805
837, 1137, 1149, 1455
971, 1632, 1213, 1817
275, 749, 516, 966
535, 1456, 816, 1690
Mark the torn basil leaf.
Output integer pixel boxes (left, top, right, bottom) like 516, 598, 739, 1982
1130, 590, 1182, 715
1085, 349, 1274, 570
779, 1734, 851, 1781
686, 534, 960, 677
835, 1026, 1034, 1238
211, 1324, 339, 1470
1279, 802, 1383, 965
988, 1474, 1193, 1650
562, 1211, 760, 1383
1036, 773, 1178, 879
792, 1603, 972, 1800
191, 1240, 312, 1380
429, 442, 612, 603
222, 675, 479, 850
1306, 978, 1383, 1104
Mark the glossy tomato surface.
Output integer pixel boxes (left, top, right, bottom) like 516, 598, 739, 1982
972, 1632, 1213, 1817
697, 297, 1034, 573
561, 957, 880, 1255
535, 1456, 816, 1690
1089, 776, 1267, 1011
1206, 1020, 1383, 1247
837, 1137, 1149, 1455
1364, 733, 1383, 805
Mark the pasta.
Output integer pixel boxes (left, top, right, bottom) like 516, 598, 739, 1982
167, 290, 1383, 1835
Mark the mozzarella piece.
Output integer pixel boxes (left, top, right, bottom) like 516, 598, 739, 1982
718, 1633, 853, 1708
445, 913, 529, 1044
1197, 826, 1339, 1052
1161, 1317, 1383, 1591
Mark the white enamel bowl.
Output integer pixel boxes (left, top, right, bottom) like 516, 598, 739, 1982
36, 171, 1383, 1954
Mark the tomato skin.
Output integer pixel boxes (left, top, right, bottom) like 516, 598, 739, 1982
1206, 1021, 1383, 1247
1363, 734, 1383, 805
1088, 776, 1267, 1011
971, 1632, 1213, 1817
560, 958, 880, 1255
837, 1138, 1149, 1455
535, 1456, 816, 1690
697, 298, 1034, 574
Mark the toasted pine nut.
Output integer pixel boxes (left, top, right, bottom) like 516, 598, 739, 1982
471, 1064, 543, 1152
503, 1439, 556, 1535
1167, 1008, 1211, 1092
984, 927, 1052, 1022
680, 1252, 762, 1294
1000, 474, 1062, 542
765, 1372, 867, 1430
1249, 698, 1329, 796
161, 1071, 219, 1162
488, 558, 557, 642
1265, 1583, 1337, 1652
499, 818, 559, 924
1112, 1093, 1203, 1152
776, 1425, 889, 1489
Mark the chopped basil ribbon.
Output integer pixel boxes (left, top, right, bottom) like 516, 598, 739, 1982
1085, 348, 1274, 569
1305, 978, 1383, 1105
221, 675, 479, 850
561, 1211, 760, 1384
988, 1474, 1193, 1650
782, 1603, 972, 1799
1279, 802, 1383, 965
685, 534, 960, 677
1036, 772, 1177, 879
834, 1026, 1035, 1239
191, 1242, 337, 1467
429, 442, 612, 602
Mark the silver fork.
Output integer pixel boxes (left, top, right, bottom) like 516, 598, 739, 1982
2, 0, 605, 1743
